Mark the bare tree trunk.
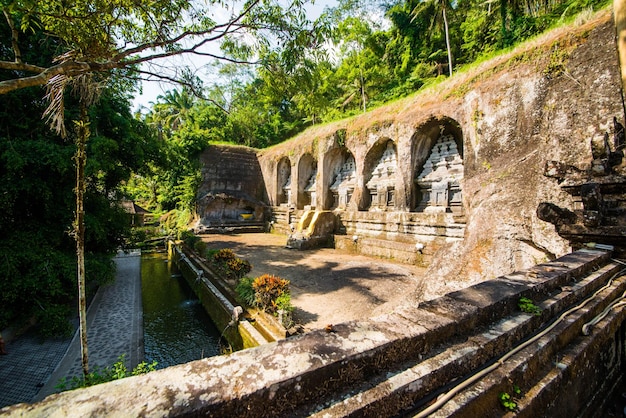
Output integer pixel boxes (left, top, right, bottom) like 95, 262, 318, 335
359, 67, 366, 113
75, 103, 90, 378
443, 5, 453, 77
615, 0, 626, 118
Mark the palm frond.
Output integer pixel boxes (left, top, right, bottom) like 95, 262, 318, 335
43, 73, 68, 138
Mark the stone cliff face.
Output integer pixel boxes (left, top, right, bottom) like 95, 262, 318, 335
432, 13, 625, 297
253, 10, 624, 299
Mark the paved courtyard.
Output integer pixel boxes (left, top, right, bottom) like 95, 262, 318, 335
201, 233, 427, 332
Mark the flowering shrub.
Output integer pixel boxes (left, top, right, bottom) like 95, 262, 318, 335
208, 248, 252, 280
252, 274, 290, 314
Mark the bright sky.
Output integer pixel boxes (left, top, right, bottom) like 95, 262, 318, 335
131, 0, 338, 112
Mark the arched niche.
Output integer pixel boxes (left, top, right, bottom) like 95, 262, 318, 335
323, 148, 355, 210
298, 153, 317, 209
363, 138, 397, 211
412, 117, 464, 213
277, 157, 292, 206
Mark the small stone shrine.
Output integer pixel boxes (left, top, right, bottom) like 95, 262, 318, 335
330, 155, 356, 209
304, 168, 317, 209
366, 141, 398, 211
415, 134, 464, 213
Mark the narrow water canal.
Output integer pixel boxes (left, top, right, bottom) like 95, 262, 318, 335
141, 252, 222, 369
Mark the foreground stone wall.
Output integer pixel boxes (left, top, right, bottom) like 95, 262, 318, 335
257, 10, 625, 296
4, 249, 624, 417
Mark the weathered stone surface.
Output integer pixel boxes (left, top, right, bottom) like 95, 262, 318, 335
286, 210, 336, 250
2, 249, 615, 417
196, 145, 269, 228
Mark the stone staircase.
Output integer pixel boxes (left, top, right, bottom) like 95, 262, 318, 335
196, 220, 265, 234
291, 249, 626, 417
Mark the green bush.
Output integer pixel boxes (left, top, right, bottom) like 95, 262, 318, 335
37, 304, 74, 338
179, 230, 200, 248
206, 248, 220, 259
56, 354, 158, 391
235, 276, 256, 306
193, 240, 207, 256
275, 293, 293, 313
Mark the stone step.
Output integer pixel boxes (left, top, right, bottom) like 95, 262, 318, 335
434, 261, 626, 417
197, 222, 265, 234
299, 255, 623, 418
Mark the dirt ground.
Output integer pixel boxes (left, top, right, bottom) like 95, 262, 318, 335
201, 233, 427, 332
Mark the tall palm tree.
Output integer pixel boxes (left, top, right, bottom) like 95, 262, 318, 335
43, 70, 100, 378
411, 0, 454, 77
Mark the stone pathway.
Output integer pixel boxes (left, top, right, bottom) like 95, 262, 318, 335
0, 251, 143, 408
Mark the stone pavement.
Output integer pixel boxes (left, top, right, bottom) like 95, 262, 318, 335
0, 251, 143, 409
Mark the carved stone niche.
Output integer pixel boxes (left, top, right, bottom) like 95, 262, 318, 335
415, 134, 464, 213
304, 168, 317, 210
366, 142, 398, 211
277, 158, 292, 206
282, 175, 292, 206
330, 154, 356, 210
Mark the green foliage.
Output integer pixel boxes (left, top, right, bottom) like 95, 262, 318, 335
0, 26, 155, 334
194, 240, 208, 256
235, 276, 257, 306
275, 293, 294, 314
159, 209, 194, 236
36, 304, 74, 339
179, 230, 200, 248
518, 297, 542, 316
56, 354, 158, 391
499, 391, 518, 411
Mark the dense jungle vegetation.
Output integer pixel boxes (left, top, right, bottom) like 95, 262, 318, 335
0, 0, 609, 336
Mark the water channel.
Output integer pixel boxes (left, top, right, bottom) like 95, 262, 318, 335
141, 251, 222, 369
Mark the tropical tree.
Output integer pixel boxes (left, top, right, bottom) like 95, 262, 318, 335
411, 0, 455, 76
1, 0, 313, 379
334, 17, 376, 112
152, 89, 196, 133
